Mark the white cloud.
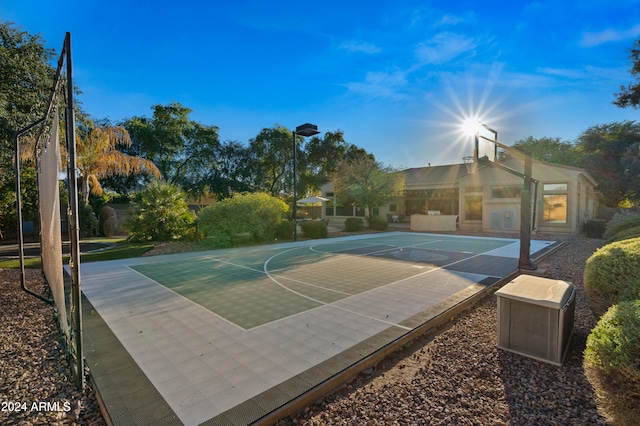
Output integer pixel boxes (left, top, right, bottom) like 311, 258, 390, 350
537, 67, 588, 79
581, 24, 640, 47
338, 41, 381, 54
415, 32, 477, 65
434, 11, 477, 27
538, 65, 630, 84
344, 70, 407, 99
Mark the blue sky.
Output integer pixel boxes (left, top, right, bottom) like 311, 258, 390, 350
3, 0, 640, 168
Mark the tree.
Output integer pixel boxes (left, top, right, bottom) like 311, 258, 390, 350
576, 121, 640, 206
121, 102, 221, 198
510, 136, 582, 167
248, 125, 295, 196
302, 130, 375, 193
76, 117, 161, 204
0, 22, 55, 155
204, 140, 254, 198
0, 21, 56, 235
614, 38, 640, 108
332, 155, 405, 218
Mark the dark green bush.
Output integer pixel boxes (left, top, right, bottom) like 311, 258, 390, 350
124, 181, 195, 241
607, 225, 640, 243
368, 215, 388, 231
275, 220, 294, 241
78, 203, 98, 238
604, 214, 640, 242
300, 220, 327, 239
584, 300, 640, 384
344, 217, 363, 232
584, 237, 640, 316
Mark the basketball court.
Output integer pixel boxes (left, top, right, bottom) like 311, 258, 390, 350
79, 232, 559, 425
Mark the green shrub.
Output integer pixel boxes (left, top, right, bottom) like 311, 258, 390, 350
604, 213, 640, 242
584, 300, 640, 384
78, 203, 98, 238
124, 181, 195, 241
584, 237, 640, 316
368, 215, 388, 231
198, 192, 288, 246
275, 220, 294, 241
607, 225, 640, 243
300, 220, 327, 239
344, 217, 363, 232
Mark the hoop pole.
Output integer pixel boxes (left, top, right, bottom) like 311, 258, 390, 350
64, 32, 84, 391
518, 153, 536, 270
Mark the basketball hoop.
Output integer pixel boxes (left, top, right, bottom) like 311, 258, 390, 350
463, 156, 477, 174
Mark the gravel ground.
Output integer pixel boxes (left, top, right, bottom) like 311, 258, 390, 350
1, 233, 606, 425
280, 234, 608, 425
0, 269, 106, 425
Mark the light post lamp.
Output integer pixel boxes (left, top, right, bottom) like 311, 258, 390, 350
293, 123, 320, 241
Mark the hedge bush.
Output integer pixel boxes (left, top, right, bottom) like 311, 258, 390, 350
300, 220, 328, 239
275, 220, 294, 241
78, 203, 98, 238
344, 217, 363, 232
584, 237, 640, 316
368, 215, 388, 231
604, 213, 640, 242
607, 225, 640, 243
584, 300, 640, 384
198, 192, 288, 247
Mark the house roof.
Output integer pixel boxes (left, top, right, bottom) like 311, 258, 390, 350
401, 164, 468, 185
401, 158, 598, 188
496, 158, 599, 187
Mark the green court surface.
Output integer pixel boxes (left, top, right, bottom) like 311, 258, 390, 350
130, 233, 515, 329
80, 231, 560, 425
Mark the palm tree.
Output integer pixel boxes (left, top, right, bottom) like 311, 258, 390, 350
76, 121, 161, 204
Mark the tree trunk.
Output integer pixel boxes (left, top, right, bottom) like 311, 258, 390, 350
82, 175, 89, 205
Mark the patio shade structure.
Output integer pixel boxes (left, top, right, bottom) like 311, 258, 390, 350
296, 196, 329, 219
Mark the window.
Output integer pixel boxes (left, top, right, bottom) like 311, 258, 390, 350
465, 186, 482, 221
542, 182, 568, 224
465, 195, 482, 220
543, 183, 567, 191
491, 185, 521, 199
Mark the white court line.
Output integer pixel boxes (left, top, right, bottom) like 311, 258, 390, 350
260, 239, 510, 329
124, 265, 247, 331
128, 234, 510, 332
263, 248, 413, 330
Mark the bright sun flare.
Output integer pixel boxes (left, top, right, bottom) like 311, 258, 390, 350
461, 117, 482, 136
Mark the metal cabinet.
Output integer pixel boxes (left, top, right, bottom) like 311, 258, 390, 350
496, 275, 575, 366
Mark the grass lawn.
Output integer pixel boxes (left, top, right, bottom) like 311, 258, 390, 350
0, 239, 154, 269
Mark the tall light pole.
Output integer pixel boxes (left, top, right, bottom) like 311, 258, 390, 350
293, 123, 320, 241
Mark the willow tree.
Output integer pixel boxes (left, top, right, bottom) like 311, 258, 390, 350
76, 121, 161, 203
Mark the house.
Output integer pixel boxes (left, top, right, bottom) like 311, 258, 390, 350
321, 158, 598, 235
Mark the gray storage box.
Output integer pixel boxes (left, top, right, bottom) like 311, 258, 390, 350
495, 275, 575, 366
